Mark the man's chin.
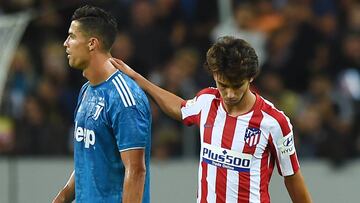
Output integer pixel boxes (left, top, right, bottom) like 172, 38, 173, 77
224, 100, 240, 106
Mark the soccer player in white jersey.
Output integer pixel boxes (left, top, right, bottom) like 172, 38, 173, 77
111, 36, 312, 203
52, 5, 152, 203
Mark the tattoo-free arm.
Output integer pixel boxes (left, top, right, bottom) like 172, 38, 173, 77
121, 149, 147, 203
52, 170, 75, 203
284, 170, 312, 203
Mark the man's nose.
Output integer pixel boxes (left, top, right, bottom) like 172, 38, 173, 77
63, 37, 69, 47
225, 89, 235, 98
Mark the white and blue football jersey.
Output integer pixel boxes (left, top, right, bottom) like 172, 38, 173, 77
73, 70, 151, 203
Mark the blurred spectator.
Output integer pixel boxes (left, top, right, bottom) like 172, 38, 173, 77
129, 0, 172, 75
257, 71, 300, 119
14, 95, 68, 155
2, 45, 36, 119
211, 2, 267, 65
0, 116, 15, 154
149, 48, 200, 159
296, 75, 354, 166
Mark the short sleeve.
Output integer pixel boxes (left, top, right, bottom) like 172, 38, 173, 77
181, 88, 219, 126
181, 96, 201, 126
111, 106, 150, 152
269, 118, 300, 177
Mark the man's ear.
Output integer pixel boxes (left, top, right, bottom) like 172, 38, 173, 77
88, 37, 100, 51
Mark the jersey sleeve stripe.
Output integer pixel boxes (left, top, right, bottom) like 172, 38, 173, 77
118, 75, 136, 105
112, 79, 129, 107
119, 146, 145, 152
114, 76, 133, 107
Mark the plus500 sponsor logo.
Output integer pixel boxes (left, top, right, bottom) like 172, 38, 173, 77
75, 125, 96, 148
202, 143, 251, 172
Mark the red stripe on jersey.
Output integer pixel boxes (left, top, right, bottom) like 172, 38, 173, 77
266, 135, 276, 183
268, 134, 282, 176
183, 114, 201, 126
215, 168, 227, 203
260, 146, 271, 203
201, 100, 220, 203
290, 152, 300, 174
262, 102, 291, 136
215, 116, 237, 203
238, 173, 250, 202
243, 108, 264, 154
239, 95, 264, 202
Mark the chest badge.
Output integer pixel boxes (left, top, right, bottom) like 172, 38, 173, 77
93, 98, 105, 120
244, 127, 261, 147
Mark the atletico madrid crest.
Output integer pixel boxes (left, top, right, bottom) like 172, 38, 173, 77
244, 127, 261, 147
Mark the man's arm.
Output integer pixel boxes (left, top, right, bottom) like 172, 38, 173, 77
284, 170, 312, 203
121, 149, 146, 203
52, 170, 75, 203
110, 58, 184, 121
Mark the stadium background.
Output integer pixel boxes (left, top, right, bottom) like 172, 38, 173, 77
0, 0, 359, 202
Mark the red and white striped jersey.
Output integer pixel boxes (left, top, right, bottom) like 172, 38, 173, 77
181, 88, 299, 203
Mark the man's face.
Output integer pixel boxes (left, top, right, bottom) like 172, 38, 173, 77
214, 73, 251, 107
63, 21, 90, 70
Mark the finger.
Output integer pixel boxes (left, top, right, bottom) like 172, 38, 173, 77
112, 58, 123, 64
110, 58, 122, 68
113, 58, 122, 62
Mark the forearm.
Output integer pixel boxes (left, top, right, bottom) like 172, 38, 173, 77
53, 171, 75, 203
285, 171, 312, 203
122, 168, 146, 203
133, 73, 184, 121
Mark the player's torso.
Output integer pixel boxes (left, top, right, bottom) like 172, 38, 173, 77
74, 85, 115, 153
74, 80, 124, 202
197, 97, 273, 203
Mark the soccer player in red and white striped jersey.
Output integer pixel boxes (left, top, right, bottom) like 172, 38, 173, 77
111, 36, 312, 203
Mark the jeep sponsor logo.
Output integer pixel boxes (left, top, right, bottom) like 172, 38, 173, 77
75, 122, 96, 148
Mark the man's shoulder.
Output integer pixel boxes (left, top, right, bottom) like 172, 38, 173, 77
107, 71, 148, 108
260, 96, 292, 132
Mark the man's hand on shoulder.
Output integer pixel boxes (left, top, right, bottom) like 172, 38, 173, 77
110, 58, 138, 79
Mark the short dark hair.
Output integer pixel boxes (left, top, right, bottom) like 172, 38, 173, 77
72, 5, 117, 51
205, 36, 259, 83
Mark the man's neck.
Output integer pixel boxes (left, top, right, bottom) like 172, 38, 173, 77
83, 52, 117, 86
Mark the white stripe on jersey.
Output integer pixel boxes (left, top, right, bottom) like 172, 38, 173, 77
115, 76, 133, 107
226, 169, 239, 202
207, 106, 226, 202
249, 156, 261, 203
119, 146, 145, 152
112, 79, 129, 107
118, 75, 136, 105
196, 95, 214, 203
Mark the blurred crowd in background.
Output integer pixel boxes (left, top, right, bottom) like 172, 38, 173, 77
0, 0, 359, 167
